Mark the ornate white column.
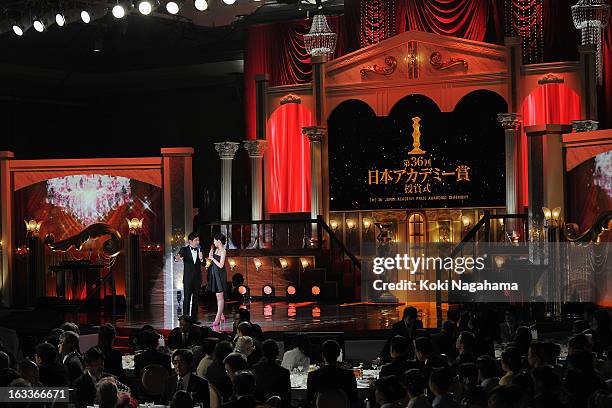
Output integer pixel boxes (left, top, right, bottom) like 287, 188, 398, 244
497, 113, 521, 214
214, 142, 240, 248
243, 140, 267, 248
303, 126, 326, 240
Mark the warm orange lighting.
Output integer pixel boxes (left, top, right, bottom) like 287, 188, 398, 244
311, 286, 321, 296
24, 220, 43, 236
552, 207, 561, 222
126, 218, 144, 233
263, 285, 273, 295
542, 207, 552, 221
287, 286, 296, 295
228, 258, 236, 270
254, 258, 262, 270
499, 218, 504, 226
363, 219, 371, 229
205, 258, 212, 269
346, 219, 356, 229
300, 258, 310, 269
279, 258, 288, 269
461, 216, 471, 227
264, 304, 273, 317
238, 285, 248, 295
330, 220, 339, 231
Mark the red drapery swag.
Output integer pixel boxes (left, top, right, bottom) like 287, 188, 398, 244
519, 84, 581, 210
266, 104, 313, 214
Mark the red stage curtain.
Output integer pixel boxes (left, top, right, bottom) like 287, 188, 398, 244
266, 104, 313, 213
396, 0, 490, 41
244, 24, 273, 140
519, 84, 581, 210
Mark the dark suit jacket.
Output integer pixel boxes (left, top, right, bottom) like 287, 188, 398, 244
379, 357, 420, 378
63, 352, 84, 383
222, 395, 264, 408
231, 322, 264, 342
163, 372, 210, 406
205, 360, 233, 400
306, 364, 358, 407
39, 362, 69, 387
179, 246, 203, 285
168, 326, 202, 350
380, 319, 424, 362
72, 372, 113, 408
134, 349, 172, 377
100, 346, 124, 378
432, 332, 458, 361
251, 359, 291, 407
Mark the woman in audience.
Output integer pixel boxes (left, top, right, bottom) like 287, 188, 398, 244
403, 369, 431, 408
59, 330, 84, 383
374, 375, 406, 408
196, 337, 219, 377
234, 335, 262, 366
205, 341, 235, 400
281, 334, 311, 371
499, 347, 522, 386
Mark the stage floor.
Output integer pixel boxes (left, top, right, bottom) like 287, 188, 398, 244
70, 301, 447, 333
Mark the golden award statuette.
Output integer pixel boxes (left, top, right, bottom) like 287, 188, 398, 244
408, 116, 426, 155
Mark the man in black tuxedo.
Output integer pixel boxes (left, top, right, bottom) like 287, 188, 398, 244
306, 340, 357, 408
168, 315, 203, 350
222, 370, 262, 408
380, 306, 423, 362
175, 232, 204, 320
379, 335, 419, 378
35, 342, 69, 387
59, 331, 84, 383
134, 330, 171, 377
251, 340, 291, 407
72, 347, 113, 408
163, 349, 209, 406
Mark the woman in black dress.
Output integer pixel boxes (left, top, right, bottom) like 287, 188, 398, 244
207, 233, 227, 327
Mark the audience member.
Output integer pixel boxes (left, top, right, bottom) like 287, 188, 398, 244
563, 349, 607, 408
487, 385, 525, 408
281, 334, 311, 371
205, 341, 235, 400
60, 322, 80, 335
0, 351, 9, 369
224, 352, 249, 382
432, 321, 458, 361
414, 336, 448, 388
168, 315, 202, 350
18, 359, 42, 386
162, 349, 209, 405
475, 355, 499, 394
35, 342, 69, 386
531, 365, 567, 408
170, 390, 194, 408
500, 310, 519, 343
457, 363, 487, 408
96, 378, 118, 408
315, 389, 350, 408
134, 329, 171, 377
511, 326, 532, 357
97, 323, 124, 378
307, 340, 357, 407
379, 335, 418, 378
380, 306, 423, 362
251, 339, 291, 407
429, 366, 459, 408
374, 375, 406, 408
453, 331, 476, 368
222, 370, 261, 408
196, 337, 219, 377
593, 310, 612, 354
234, 336, 262, 366
231, 309, 263, 341
403, 369, 431, 408
73, 346, 112, 408
59, 330, 84, 383
499, 347, 522, 386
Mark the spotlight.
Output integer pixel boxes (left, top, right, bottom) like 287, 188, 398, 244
238, 285, 251, 304
262, 285, 275, 298
137, 0, 159, 15
33, 13, 53, 33
112, 2, 130, 19
311, 286, 321, 296
12, 16, 32, 36
165, 0, 182, 14
286, 285, 297, 298
194, 0, 208, 11
81, 5, 107, 24
223, 0, 236, 4
55, 8, 81, 27
55, 12, 66, 26
238, 285, 248, 295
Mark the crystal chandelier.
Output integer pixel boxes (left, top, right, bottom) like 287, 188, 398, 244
304, 14, 337, 57
572, 0, 610, 84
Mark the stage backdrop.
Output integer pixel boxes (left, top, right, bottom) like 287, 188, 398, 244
13, 174, 163, 305
329, 92, 507, 211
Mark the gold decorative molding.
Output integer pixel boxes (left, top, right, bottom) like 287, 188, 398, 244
429, 51, 468, 71
360, 56, 398, 78
279, 94, 302, 105
538, 73, 564, 85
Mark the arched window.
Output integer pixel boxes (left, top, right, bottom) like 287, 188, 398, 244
408, 213, 426, 245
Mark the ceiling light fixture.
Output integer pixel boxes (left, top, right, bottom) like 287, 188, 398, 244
194, 0, 208, 11
165, 0, 182, 14
137, 0, 159, 15
32, 12, 53, 33
223, 0, 237, 4
81, 5, 108, 24
112, 2, 129, 19
56, 9, 81, 27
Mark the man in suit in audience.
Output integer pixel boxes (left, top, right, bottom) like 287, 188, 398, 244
59, 331, 84, 383
379, 335, 419, 378
231, 309, 263, 342
251, 340, 291, 407
163, 349, 209, 406
168, 315, 203, 350
415, 336, 448, 402
97, 323, 124, 379
134, 330, 171, 377
380, 306, 423, 362
307, 340, 357, 407
222, 370, 262, 408
432, 320, 458, 362
73, 347, 112, 408
35, 342, 69, 387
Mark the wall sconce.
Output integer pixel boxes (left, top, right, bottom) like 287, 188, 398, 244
542, 207, 562, 226
279, 258, 288, 270
254, 258, 262, 271
494, 256, 505, 269
228, 258, 236, 271
498, 218, 504, 226
300, 258, 310, 269
330, 220, 339, 231
205, 258, 212, 269
363, 219, 372, 230
461, 216, 471, 228
24, 220, 43, 236
346, 219, 356, 230
126, 218, 144, 234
